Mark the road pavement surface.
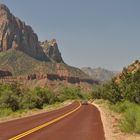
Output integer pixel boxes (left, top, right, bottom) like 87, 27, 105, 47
0, 102, 105, 140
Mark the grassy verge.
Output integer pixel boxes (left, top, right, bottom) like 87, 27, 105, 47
108, 101, 140, 134
0, 100, 72, 122
94, 99, 140, 134
109, 101, 140, 134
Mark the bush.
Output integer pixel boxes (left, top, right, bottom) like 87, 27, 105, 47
0, 84, 21, 111
33, 87, 56, 104
57, 87, 89, 102
0, 83, 90, 114
121, 104, 140, 133
109, 101, 140, 134
0, 108, 13, 117
20, 91, 43, 109
93, 80, 122, 104
109, 101, 133, 113
92, 70, 140, 105
0, 84, 59, 115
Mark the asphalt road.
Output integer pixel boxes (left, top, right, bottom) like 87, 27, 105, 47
0, 102, 105, 140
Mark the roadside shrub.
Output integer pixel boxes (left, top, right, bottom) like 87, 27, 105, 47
57, 87, 89, 102
92, 70, 140, 105
109, 100, 140, 134
0, 83, 90, 115
33, 87, 56, 104
91, 85, 102, 99
0, 108, 13, 117
0, 84, 21, 111
93, 80, 122, 104
20, 91, 43, 109
109, 100, 133, 113
120, 105, 140, 133
120, 70, 140, 104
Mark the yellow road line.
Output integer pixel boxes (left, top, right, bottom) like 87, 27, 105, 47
9, 102, 81, 140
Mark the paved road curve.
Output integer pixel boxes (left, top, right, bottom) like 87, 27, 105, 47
0, 102, 105, 140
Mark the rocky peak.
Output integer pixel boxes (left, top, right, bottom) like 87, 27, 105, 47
0, 4, 48, 61
0, 4, 10, 13
40, 39, 64, 63
0, 4, 65, 63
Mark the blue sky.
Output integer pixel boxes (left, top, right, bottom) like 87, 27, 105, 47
1, 0, 140, 71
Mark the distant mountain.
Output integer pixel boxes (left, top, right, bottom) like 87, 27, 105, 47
81, 67, 118, 82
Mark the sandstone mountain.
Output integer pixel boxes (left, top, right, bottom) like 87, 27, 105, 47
0, 4, 63, 62
81, 67, 118, 82
0, 4, 96, 86
0, 4, 47, 61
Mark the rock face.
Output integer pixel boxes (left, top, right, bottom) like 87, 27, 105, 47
0, 4, 64, 62
26, 73, 99, 84
40, 39, 63, 63
0, 4, 48, 61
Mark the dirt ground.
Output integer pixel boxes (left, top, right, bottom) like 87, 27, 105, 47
92, 101, 140, 140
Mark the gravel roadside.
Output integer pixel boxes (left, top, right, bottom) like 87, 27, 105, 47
92, 101, 140, 140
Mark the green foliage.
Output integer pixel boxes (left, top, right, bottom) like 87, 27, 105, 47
0, 108, 13, 117
0, 83, 90, 117
0, 84, 56, 111
109, 100, 140, 133
92, 67, 140, 134
120, 70, 140, 104
57, 87, 89, 102
92, 70, 140, 104
121, 106, 140, 133
0, 84, 21, 111
19, 87, 57, 109
92, 79, 122, 103
109, 100, 134, 113
33, 87, 56, 104
19, 91, 43, 109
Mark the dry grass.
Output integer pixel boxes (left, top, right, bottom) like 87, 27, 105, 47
93, 100, 140, 140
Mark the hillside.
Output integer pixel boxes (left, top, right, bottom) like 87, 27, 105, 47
81, 67, 117, 82
115, 60, 140, 83
0, 49, 89, 78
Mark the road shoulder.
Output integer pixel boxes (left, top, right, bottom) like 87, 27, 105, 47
92, 100, 140, 140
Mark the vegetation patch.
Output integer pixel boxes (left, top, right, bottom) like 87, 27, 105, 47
0, 83, 89, 119
108, 101, 140, 134
92, 67, 140, 134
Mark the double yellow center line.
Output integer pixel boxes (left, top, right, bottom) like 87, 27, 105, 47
9, 102, 81, 140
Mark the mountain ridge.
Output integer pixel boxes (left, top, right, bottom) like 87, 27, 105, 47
81, 67, 118, 82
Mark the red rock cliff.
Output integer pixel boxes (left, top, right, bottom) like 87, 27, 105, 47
0, 4, 48, 61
